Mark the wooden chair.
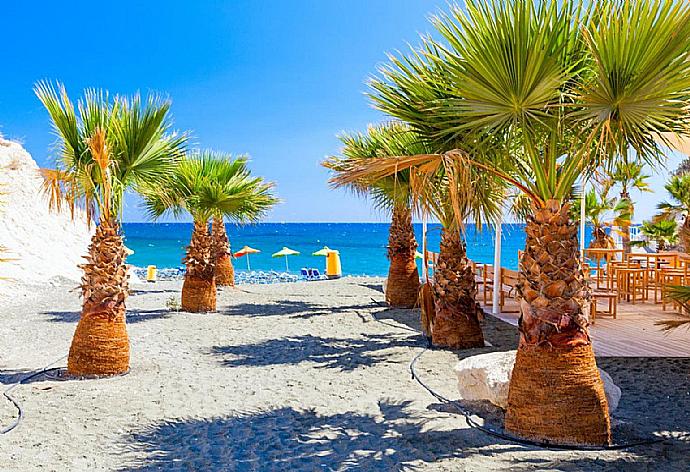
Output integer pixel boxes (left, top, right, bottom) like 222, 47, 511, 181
590, 291, 617, 323
661, 265, 690, 311
484, 268, 520, 313
616, 265, 646, 304
482, 265, 494, 305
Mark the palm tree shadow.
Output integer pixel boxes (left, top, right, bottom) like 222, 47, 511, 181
359, 282, 385, 294
42, 309, 172, 324
219, 300, 377, 319
210, 333, 425, 372
0, 368, 58, 385
116, 400, 507, 471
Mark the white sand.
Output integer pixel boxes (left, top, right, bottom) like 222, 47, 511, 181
0, 277, 688, 471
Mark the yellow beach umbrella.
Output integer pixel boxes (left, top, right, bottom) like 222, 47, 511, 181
272, 247, 300, 272
312, 246, 339, 256
233, 246, 261, 271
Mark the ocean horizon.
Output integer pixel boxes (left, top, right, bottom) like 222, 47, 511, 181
122, 222, 595, 276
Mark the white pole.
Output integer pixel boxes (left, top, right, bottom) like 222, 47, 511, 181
422, 213, 428, 283
285, 256, 289, 272
247, 254, 251, 271
492, 219, 502, 315
580, 180, 587, 260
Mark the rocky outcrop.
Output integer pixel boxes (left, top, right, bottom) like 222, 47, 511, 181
0, 138, 91, 293
455, 350, 621, 413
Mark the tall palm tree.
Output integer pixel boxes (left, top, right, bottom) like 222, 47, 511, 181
324, 123, 420, 308
329, 125, 504, 348
36, 81, 186, 376
363, 0, 690, 445
607, 161, 651, 252
144, 151, 277, 312
657, 174, 690, 252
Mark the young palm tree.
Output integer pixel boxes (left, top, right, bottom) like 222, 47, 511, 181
212, 217, 235, 286
657, 174, 690, 252
144, 152, 277, 312
36, 81, 185, 376
606, 161, 652, 252
324, 123, 420, 308
364, 0, 690, 445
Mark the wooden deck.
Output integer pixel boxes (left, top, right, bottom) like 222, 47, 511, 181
481, 295, 690, 357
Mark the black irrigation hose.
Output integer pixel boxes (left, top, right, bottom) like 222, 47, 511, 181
367, 298, 665, 451
1, 356, 66, 435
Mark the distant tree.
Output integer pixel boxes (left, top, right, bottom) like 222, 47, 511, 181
657, 174, 690, 252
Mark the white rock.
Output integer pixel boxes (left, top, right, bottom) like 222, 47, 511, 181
455, 350, 621, 413
0, 138, 92, 295
455, 350, 514, 409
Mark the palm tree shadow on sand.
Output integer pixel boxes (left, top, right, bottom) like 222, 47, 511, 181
218, 300, 378, 319
116, 400, 503, 471
41, 309, 172, 324
210, 333, 425, 372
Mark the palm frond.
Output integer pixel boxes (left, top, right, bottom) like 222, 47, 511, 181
142, 150, 278, 224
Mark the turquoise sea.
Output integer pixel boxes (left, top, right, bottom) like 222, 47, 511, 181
122, 223, 594, 276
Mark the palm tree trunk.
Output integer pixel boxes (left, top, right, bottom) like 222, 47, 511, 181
385, 205, 420, 308
679, 216, 690, 253
67, 218, 129, 377
182, 220, 216, 312
431, 228, 484, 349
620, 191, 632, 253
212, 217, 234, 286
506, 199, 611, 446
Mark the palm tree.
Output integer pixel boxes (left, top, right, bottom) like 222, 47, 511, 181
328, 125, 504, 348
36, 81, 186, 376
657, 174, 690, 252
324, 123, 420, 308
364, 0, 690, 445
634, 220, 678, 251
606, 161, 652, 252
144, 151, 277, 312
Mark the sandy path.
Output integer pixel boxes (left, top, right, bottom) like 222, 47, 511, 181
0, 277, 688, 471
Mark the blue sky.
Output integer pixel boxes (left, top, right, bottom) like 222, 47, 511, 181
0, 1, 682, 222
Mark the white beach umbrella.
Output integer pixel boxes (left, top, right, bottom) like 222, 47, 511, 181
272, 247, 300, 272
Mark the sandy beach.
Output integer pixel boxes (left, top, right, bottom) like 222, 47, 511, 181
0, 277, 688, 471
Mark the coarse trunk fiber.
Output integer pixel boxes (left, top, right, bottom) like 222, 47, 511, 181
212, 217, 234, 286
506, 199, 611, 446
182, 220, 217, 312
431, 228, 484, 349
67, 219, 130, 377
385, 206, 420, 308
679, 216, 690, 254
